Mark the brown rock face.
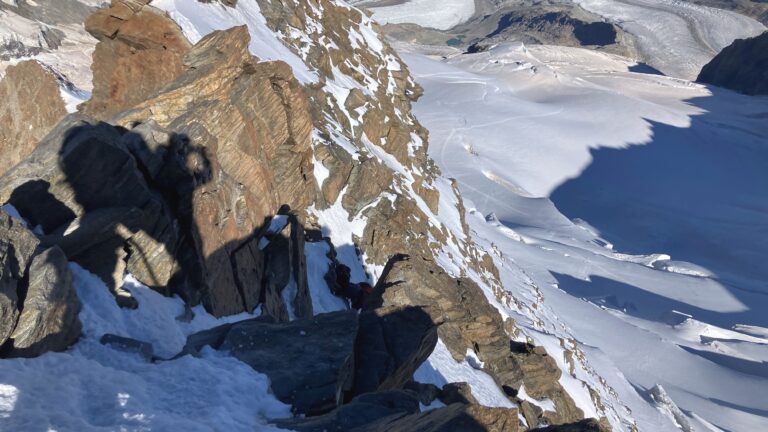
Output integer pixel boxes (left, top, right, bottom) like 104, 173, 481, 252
115, 26, 316, 316
0, 118, 178, 308
251, 0, 599, 424
82, 0, 191, 119
0, 60, 67, 177
0, 25, 316, 318
117, 25, 316, 220
367, 255, 583, 426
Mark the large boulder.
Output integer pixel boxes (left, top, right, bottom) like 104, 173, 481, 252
697, 31, 768, 95
82, 0, 191, 118
8, 246, 80, 357
0, 60, 67, 177
0, 118, 179, 307
0, 210, 80, 357
182, 310, 358, 415
0, 210, 40, 346
366, 255, 583, 426
353, 305, 441, 395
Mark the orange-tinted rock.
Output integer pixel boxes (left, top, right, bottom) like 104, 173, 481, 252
115, 26, 316, 316
0, 60, 66, 177
82, 0, 190, 119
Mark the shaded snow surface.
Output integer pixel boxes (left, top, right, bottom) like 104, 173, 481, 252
0, 265, 290, 431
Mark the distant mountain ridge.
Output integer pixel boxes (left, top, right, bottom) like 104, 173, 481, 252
698, 31, 768, 95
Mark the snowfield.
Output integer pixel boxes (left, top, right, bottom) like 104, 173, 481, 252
353, 0, 475, 30
0, 265, 290, 431
574, 0, 766, 79
403, 42, 768, 431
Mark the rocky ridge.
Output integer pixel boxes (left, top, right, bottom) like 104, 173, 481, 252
0, 60, 68, 177
0, 209, 81, 357
697, 31, 768, 95
350, 0, 635, 58
0, 0, 628, 429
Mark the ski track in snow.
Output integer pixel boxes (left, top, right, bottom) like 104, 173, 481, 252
404, 42, 768, 431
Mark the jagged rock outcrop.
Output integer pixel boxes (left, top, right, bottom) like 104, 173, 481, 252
0, 211, 39, 346
113, 25, 317, 316
276, 389, 520, 432
0, 24, 318, 317
255, 0, 440, 237
697, 31, 768, 95
0, 60, 67, 177
263, 213, 313, 321
180, 311, 358, 415
178, 305, 444, 416
0, 119, 178, 307
366, 254, 583, 426
353, 305, 441, 396
9, 245, 80, 357
218, 1, 595, 425
0, 210, 80, 357
82, 0, 191, 118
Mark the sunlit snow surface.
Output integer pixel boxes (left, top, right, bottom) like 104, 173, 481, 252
404, 43, 768, 431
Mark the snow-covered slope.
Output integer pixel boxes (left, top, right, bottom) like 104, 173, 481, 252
352, 0, 765, 79
0, 264, 289, 430
0, 0, 97, 107
402, 42, 768, 431
351, 0, 476, 30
